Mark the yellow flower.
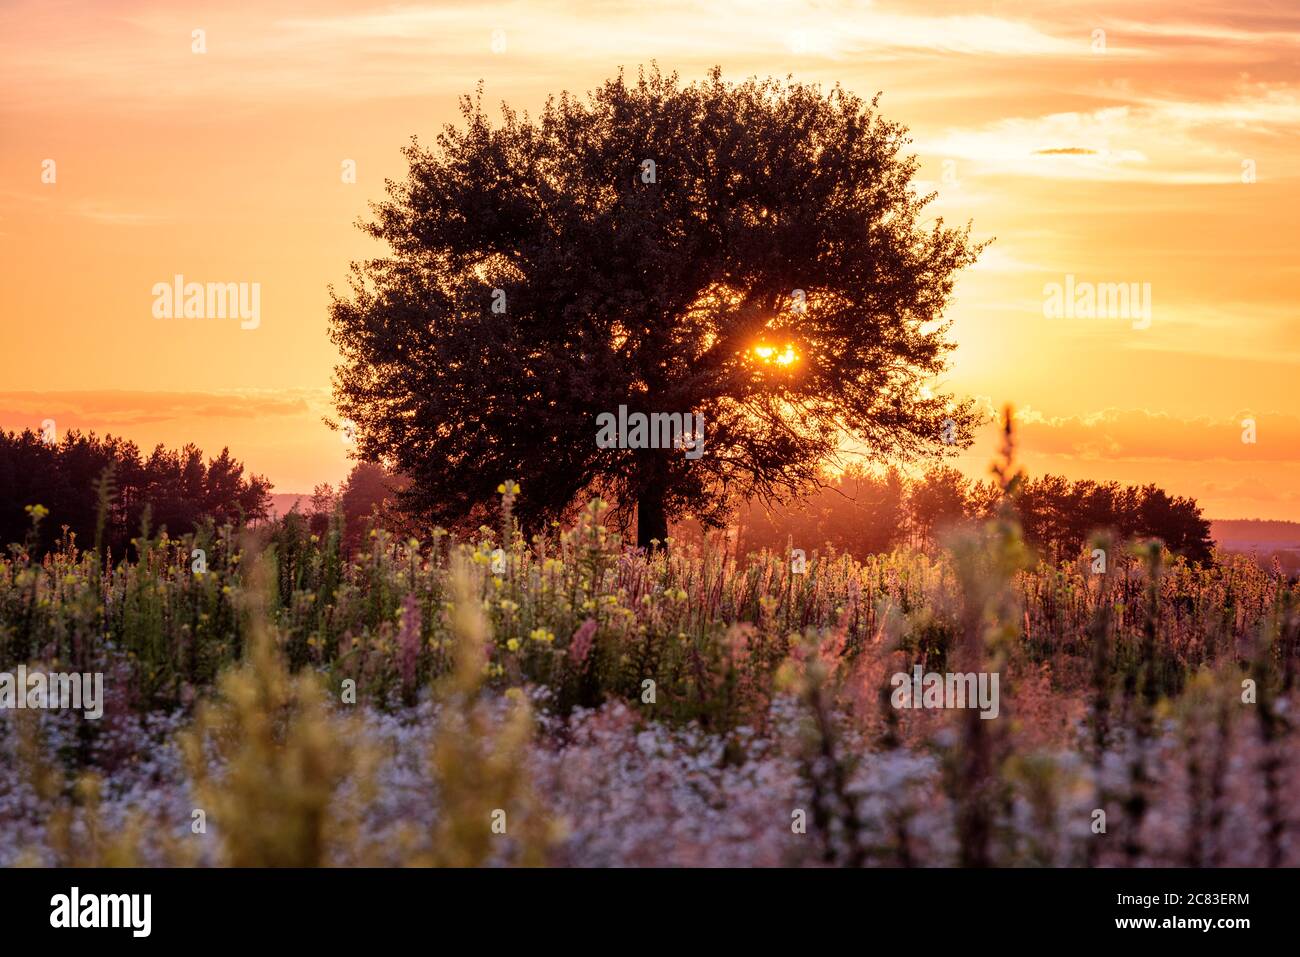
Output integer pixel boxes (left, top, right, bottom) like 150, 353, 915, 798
528, 627, 555, 643
506, 638, 520, 652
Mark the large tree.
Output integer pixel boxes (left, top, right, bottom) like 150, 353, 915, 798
330, 66, 984, 547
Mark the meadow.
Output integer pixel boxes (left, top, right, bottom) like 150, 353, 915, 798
1, 476, 1297, 868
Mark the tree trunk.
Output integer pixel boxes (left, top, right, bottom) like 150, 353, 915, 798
636, 481, 668, 550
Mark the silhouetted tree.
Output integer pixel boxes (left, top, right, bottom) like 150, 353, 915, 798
338, 461, 410, 554
736, 465, 908, 558
1012, 474, 1212, 564
330, 66, 984, 547
308, 482, 338, 537
908, 466, 970, 547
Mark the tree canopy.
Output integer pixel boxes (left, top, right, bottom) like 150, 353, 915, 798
330, 66, 985, 546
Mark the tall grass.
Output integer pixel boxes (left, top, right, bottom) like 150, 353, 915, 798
2, 470, 1298, 866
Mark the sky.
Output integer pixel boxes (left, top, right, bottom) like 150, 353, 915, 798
2, 0, 1298, 518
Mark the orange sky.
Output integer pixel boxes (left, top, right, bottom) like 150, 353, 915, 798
2, 0, 1298, 518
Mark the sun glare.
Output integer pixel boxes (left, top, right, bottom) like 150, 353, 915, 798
752, 343, 799, 366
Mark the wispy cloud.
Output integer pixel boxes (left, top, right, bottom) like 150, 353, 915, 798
1012, 407, 1300, 463
0, 389, 319, 430
917, 85, 1300, 184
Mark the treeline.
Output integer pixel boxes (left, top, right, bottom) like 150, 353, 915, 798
0, 429, 271, 557
2, 428, 1217, 568
734, 465, 1215, 564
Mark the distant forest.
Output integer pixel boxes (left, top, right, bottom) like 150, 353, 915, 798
728, 465, 1215, 565
2, 429, 1214, 566
0, 429, 272, 557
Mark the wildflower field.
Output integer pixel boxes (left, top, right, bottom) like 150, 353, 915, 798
2, 477, 1296, 870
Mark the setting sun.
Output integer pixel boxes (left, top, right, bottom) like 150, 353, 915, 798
752, 344, 799, 366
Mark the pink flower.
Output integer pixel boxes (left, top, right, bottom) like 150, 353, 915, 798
397, 593, 421, 693
569, 618, 597, 665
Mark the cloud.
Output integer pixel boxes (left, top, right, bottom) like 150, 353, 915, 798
0, 0, 1107, 111
916, 75, 1300, 184
0, 390, 318, 431
1009, 407, 1300, 463
72, 203, 172, 227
